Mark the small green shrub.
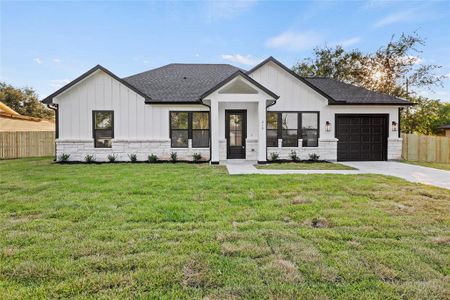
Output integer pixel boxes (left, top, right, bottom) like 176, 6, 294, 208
309, 153, 320, 161
170, 152, 178, 163
128, 154, 137, 163
107, 154, 118, 163
84, 154, 95, 163
192, 153, 202, 162
58, 153, 70, 163
147, 154, 158, 163
289, 150, 299, 161
269, 152, 279, 161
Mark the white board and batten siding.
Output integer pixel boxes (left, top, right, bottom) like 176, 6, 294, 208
249, 61, 402, 160
55, 70, 208, 161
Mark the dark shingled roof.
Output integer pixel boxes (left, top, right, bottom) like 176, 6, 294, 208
123, 63, 241, 103
305, 78, 411, 105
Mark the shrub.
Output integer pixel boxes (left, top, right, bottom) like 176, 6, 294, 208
192, 153, 202, 162
289, 150, 299, 161
107, 154, 118, 163
147, 154, 158, 163
84, 154, 95, 163
58, 153, 70, 163
128, 154, 137, 163
170, 152, 178, 163
309, 153, 320, 161
269, 152, 279, 161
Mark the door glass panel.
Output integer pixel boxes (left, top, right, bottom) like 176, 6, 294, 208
230, 114, 242, 130
229, 113, 243, 146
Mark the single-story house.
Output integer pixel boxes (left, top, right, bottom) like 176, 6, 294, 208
42, 57, 412, 163
0, 101, 55, 132
438, 124, 450, 138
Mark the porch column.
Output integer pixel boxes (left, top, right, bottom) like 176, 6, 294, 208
210, 100, 220, 163
258, 100, 267, 163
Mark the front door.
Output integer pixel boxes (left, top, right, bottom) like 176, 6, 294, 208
226, 110, 247, 159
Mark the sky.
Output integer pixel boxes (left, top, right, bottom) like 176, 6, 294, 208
1, 0, 450, 101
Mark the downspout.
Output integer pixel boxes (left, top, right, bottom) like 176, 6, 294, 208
47, 103, 58, 161
264, 99, 277, 163
199, 99, 212, 162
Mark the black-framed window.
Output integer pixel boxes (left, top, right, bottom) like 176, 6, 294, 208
281, 113, 298, 147
170, 111, 210, 148
266, 111, 319, 147
301, 113, 319, 147
93, 111, 114, 148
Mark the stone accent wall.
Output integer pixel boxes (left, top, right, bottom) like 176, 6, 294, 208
267, 138, 338, 161
246, 139, 258, 161
56, 139, 210, 162
388, 138, 402, 160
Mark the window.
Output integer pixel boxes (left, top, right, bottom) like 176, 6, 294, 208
170, 111, 210, 148
93, 111, 113, 148
170, 112, 189, 147
301, 113, 319, 147
281, 113, 298, 147
192, 112, 209, 148
266, 112, 278, 147
266, 111, 319, 148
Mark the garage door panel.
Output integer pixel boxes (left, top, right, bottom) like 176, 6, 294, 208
336, 114, 387, 161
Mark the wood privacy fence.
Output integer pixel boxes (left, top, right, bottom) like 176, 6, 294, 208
402, 133, 450, 163
0, 131, 55, 159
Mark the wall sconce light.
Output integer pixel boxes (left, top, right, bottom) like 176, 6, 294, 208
392, 121, 398, 131
325, 121, 331, 132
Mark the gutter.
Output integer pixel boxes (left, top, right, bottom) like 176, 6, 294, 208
199, 99, 212, 163
263, 99, 278, 164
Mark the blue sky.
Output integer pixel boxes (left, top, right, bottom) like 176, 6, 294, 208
1, 0, 449, 101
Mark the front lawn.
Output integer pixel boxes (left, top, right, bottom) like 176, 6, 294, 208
256, 162, 356, 170
1, 158, 449, 299
401, 160, 450, 171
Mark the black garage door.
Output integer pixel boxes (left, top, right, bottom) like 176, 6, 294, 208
336, 114, 388, 161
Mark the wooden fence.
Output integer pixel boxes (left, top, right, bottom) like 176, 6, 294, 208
0, 131, 55, 159
402, 133, 450, 163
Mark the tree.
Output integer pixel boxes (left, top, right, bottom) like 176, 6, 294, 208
0, 82, 54, 119
292, 32, 448, 134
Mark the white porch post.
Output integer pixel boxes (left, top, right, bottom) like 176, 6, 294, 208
258, 100, 267, 162
210, 100, 220, 163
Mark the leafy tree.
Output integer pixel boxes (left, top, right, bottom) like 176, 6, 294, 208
292, 32, 448, 134
0, 82, 54, 119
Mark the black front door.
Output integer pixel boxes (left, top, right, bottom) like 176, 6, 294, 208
226, 110, 247, 159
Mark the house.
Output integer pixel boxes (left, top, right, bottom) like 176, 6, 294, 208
0, 101, 55, 132
438, 124, 450, 137
42, 57, 411, 163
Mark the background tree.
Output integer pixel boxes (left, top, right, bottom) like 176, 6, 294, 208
0, 82, 54, 119
292, 32, 448, 134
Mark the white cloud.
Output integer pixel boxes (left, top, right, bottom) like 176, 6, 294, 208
195, 54, 200, 57
337, 37, 361, 47
33, 58, 43, 64
266, 31, 321, 51
52, 58, 61, 64
373, 10, 415, 28
221, 54, 261, 66
206, 0, 257, 20
50, 79, 71, 88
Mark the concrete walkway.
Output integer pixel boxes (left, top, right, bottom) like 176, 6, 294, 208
341, 161, 450, 190
225, 160, 450, 190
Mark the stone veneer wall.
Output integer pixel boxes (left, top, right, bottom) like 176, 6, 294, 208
56, 139, 210, 162
267, 138, 338, 161
387, 138, 402, 160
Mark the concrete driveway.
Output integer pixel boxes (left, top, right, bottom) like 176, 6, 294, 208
340, 161, 450, 190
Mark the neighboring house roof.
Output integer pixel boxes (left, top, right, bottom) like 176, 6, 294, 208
438, 124, 450, 130
247, 56, 412, 106
41, 56, 412, 106
0, 101, 55, 131
123, 63, 243, 103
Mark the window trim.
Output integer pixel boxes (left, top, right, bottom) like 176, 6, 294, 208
169, 111, 210, 148
266, 111, 320, 148
92, 110, 114, 148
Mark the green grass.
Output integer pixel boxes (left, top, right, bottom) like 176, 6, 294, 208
256, 162, 356, 170
401, 160, 450, 171
1, 158, 449, 299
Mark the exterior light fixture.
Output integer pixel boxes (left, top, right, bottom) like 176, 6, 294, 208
392, 121, 398, 131
325, 121, 331, 132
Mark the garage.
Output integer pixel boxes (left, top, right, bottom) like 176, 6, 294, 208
335, 114, 388, 161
